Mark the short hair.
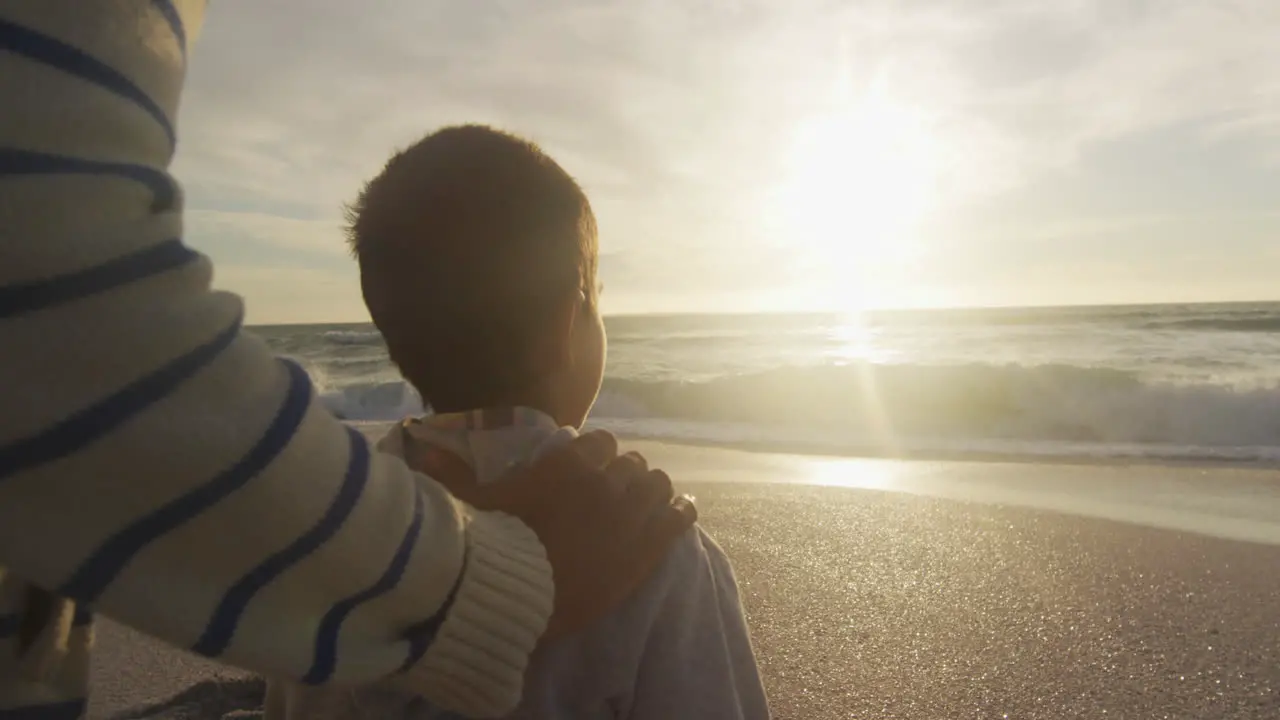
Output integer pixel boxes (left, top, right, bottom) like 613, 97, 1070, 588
346, 125, 598, 412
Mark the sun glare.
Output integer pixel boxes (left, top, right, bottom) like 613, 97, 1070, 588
773, 92, 938, 311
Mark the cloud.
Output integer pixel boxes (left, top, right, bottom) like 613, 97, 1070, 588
187, 210, 347, 258
213, 265, 364, 326
178, 1, 1279, 201
1007, 2, 1279, 162
173, 0, 1280, 318
187, 209, 360, 324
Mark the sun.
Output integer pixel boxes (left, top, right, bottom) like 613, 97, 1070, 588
772, 93, 937, 310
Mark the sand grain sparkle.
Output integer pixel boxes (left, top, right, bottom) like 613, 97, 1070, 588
691, 482, 1280, 720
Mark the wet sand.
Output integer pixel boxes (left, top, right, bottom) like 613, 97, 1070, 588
90, 445, 1280, 719
696, 482, 1280, 719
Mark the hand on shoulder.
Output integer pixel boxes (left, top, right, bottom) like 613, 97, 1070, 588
421, 430, 697, 640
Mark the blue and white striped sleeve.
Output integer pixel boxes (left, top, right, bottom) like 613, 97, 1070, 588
0, 2, 552, 717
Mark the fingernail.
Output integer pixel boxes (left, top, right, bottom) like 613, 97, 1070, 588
672, 494, 698, 521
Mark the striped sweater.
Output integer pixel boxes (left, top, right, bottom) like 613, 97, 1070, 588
0, 2, 554, 718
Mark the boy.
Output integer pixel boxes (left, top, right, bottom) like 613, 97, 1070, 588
267, 125, 769, 719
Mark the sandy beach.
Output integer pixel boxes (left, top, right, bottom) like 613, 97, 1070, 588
90, 442, 1280, 719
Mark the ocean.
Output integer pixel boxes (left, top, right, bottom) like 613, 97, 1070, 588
251, 302, 1280, 466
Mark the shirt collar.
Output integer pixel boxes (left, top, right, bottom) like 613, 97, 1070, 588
389, 406, 574, 485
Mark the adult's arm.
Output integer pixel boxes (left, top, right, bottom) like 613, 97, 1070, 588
0, 3, 545, 716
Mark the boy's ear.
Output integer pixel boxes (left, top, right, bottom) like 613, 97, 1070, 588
544, 289, 583, 368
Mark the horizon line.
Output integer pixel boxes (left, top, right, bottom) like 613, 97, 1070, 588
245, 297, 1280, 329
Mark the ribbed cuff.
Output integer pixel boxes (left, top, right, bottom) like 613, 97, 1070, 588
399, 509, 553, 718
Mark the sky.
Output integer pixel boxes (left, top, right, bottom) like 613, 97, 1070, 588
176, 0, 1280, 324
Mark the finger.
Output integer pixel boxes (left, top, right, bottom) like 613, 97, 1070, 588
570, 429, 618, 468
641, 494, 698, 540
671, 493, 698, 524
620, 451, 648, 473
604, 451, 648, 481
603, 451, 650, 495
609, 496, 700, 605
416, 447, 482, 503
624, 468, 675, 511
612, 469, 676, 538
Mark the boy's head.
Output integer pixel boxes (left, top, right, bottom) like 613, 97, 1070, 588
347, 125, 605, 428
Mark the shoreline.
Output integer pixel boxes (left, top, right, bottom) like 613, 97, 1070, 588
351, 420, 1280, 474
623, 439, 1280, 547
602, 430, 1280, 473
